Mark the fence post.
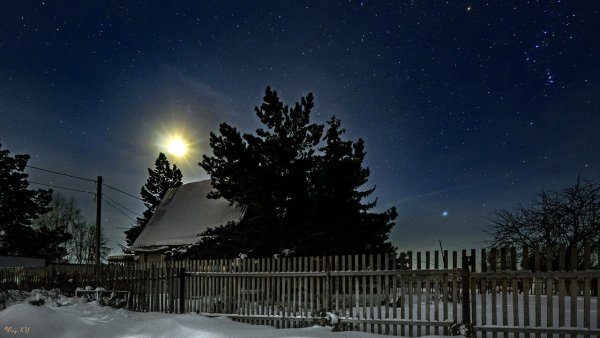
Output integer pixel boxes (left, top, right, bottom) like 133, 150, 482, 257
325, 256, 331, 311
461, 254, 472, 337
167, 261, 173, 313
179, 267, 185, 314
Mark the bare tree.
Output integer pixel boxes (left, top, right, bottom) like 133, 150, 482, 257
38, 193, 81, 232
485, 178, 600, 268
70, 220, 109, 264
38, 193, 109, 263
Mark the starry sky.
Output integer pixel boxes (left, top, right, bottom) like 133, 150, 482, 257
1, 1, 599, 255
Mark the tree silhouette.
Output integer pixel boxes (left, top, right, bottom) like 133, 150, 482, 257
124, 152, 183, 246
190, 87, 397, 258
0, 144, 70, 262
38, 192, 110, 263
485, 177, 600, 269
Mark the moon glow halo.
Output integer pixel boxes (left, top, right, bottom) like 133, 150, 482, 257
167, 138, 188, 157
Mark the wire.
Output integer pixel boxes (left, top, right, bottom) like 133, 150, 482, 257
103, 193, 141, 217
29, 181, 96, 196
25, 165, 143, 205
403, 240, 438, 253
103, 198, 137, 222
443, 240, 466, 249
26, 165, 96, 183
102, 183, 144, 202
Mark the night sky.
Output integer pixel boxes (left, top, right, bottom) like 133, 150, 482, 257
1, 1, 599, 255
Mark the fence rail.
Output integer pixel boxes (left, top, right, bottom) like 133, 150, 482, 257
2, 243, 600, 337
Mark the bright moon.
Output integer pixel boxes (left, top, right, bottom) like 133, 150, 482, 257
167, 138, 188, 157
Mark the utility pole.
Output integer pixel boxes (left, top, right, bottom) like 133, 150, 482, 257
96, 176, 102, 266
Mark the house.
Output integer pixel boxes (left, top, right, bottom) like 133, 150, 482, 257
130, 180, 246, 263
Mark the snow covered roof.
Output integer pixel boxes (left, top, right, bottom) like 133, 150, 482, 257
131, 180, 246, 250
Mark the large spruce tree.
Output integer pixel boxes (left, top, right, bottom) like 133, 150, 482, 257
193, 87, 397, 258
303, 117, 397, 254
0, 144, 71, 262
124, 152, 183, 246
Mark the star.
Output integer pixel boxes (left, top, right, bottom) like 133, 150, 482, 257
0, 0, 596, 260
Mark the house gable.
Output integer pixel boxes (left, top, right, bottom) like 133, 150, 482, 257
131, 180, 246, 251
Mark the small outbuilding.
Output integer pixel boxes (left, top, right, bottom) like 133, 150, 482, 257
130, 180, 246, 263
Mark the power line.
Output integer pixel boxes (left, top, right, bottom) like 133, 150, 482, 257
103, 198, 137, 222
26, 165, 96, 183
102, 183, 144, 202
29, 181, 96, 196
25, 165, 142, 204
103, 193, 141, 217
403, 240, 438, 253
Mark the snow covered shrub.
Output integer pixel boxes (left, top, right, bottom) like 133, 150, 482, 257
26, 289, 64, 306
447, 320, 473, 337
98, 292, 127, 309
0, 290, 29, 309
1, 289, 80, 309
28, 289, 50, 305
76, 287, 128, 308
311, 309, 344, 331
28, 295, 44, 306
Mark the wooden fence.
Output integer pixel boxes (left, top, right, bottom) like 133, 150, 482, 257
2, 244, 600, 338
175, 255, 463, 336
469, 245, 600, 338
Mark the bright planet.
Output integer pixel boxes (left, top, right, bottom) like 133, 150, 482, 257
1, 0, 598, 259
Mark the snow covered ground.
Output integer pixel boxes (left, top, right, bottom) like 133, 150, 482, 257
3, 289, 593, 338
0, 290, 444, 338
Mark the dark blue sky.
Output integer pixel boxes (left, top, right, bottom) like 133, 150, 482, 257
1, 1, 599, 254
